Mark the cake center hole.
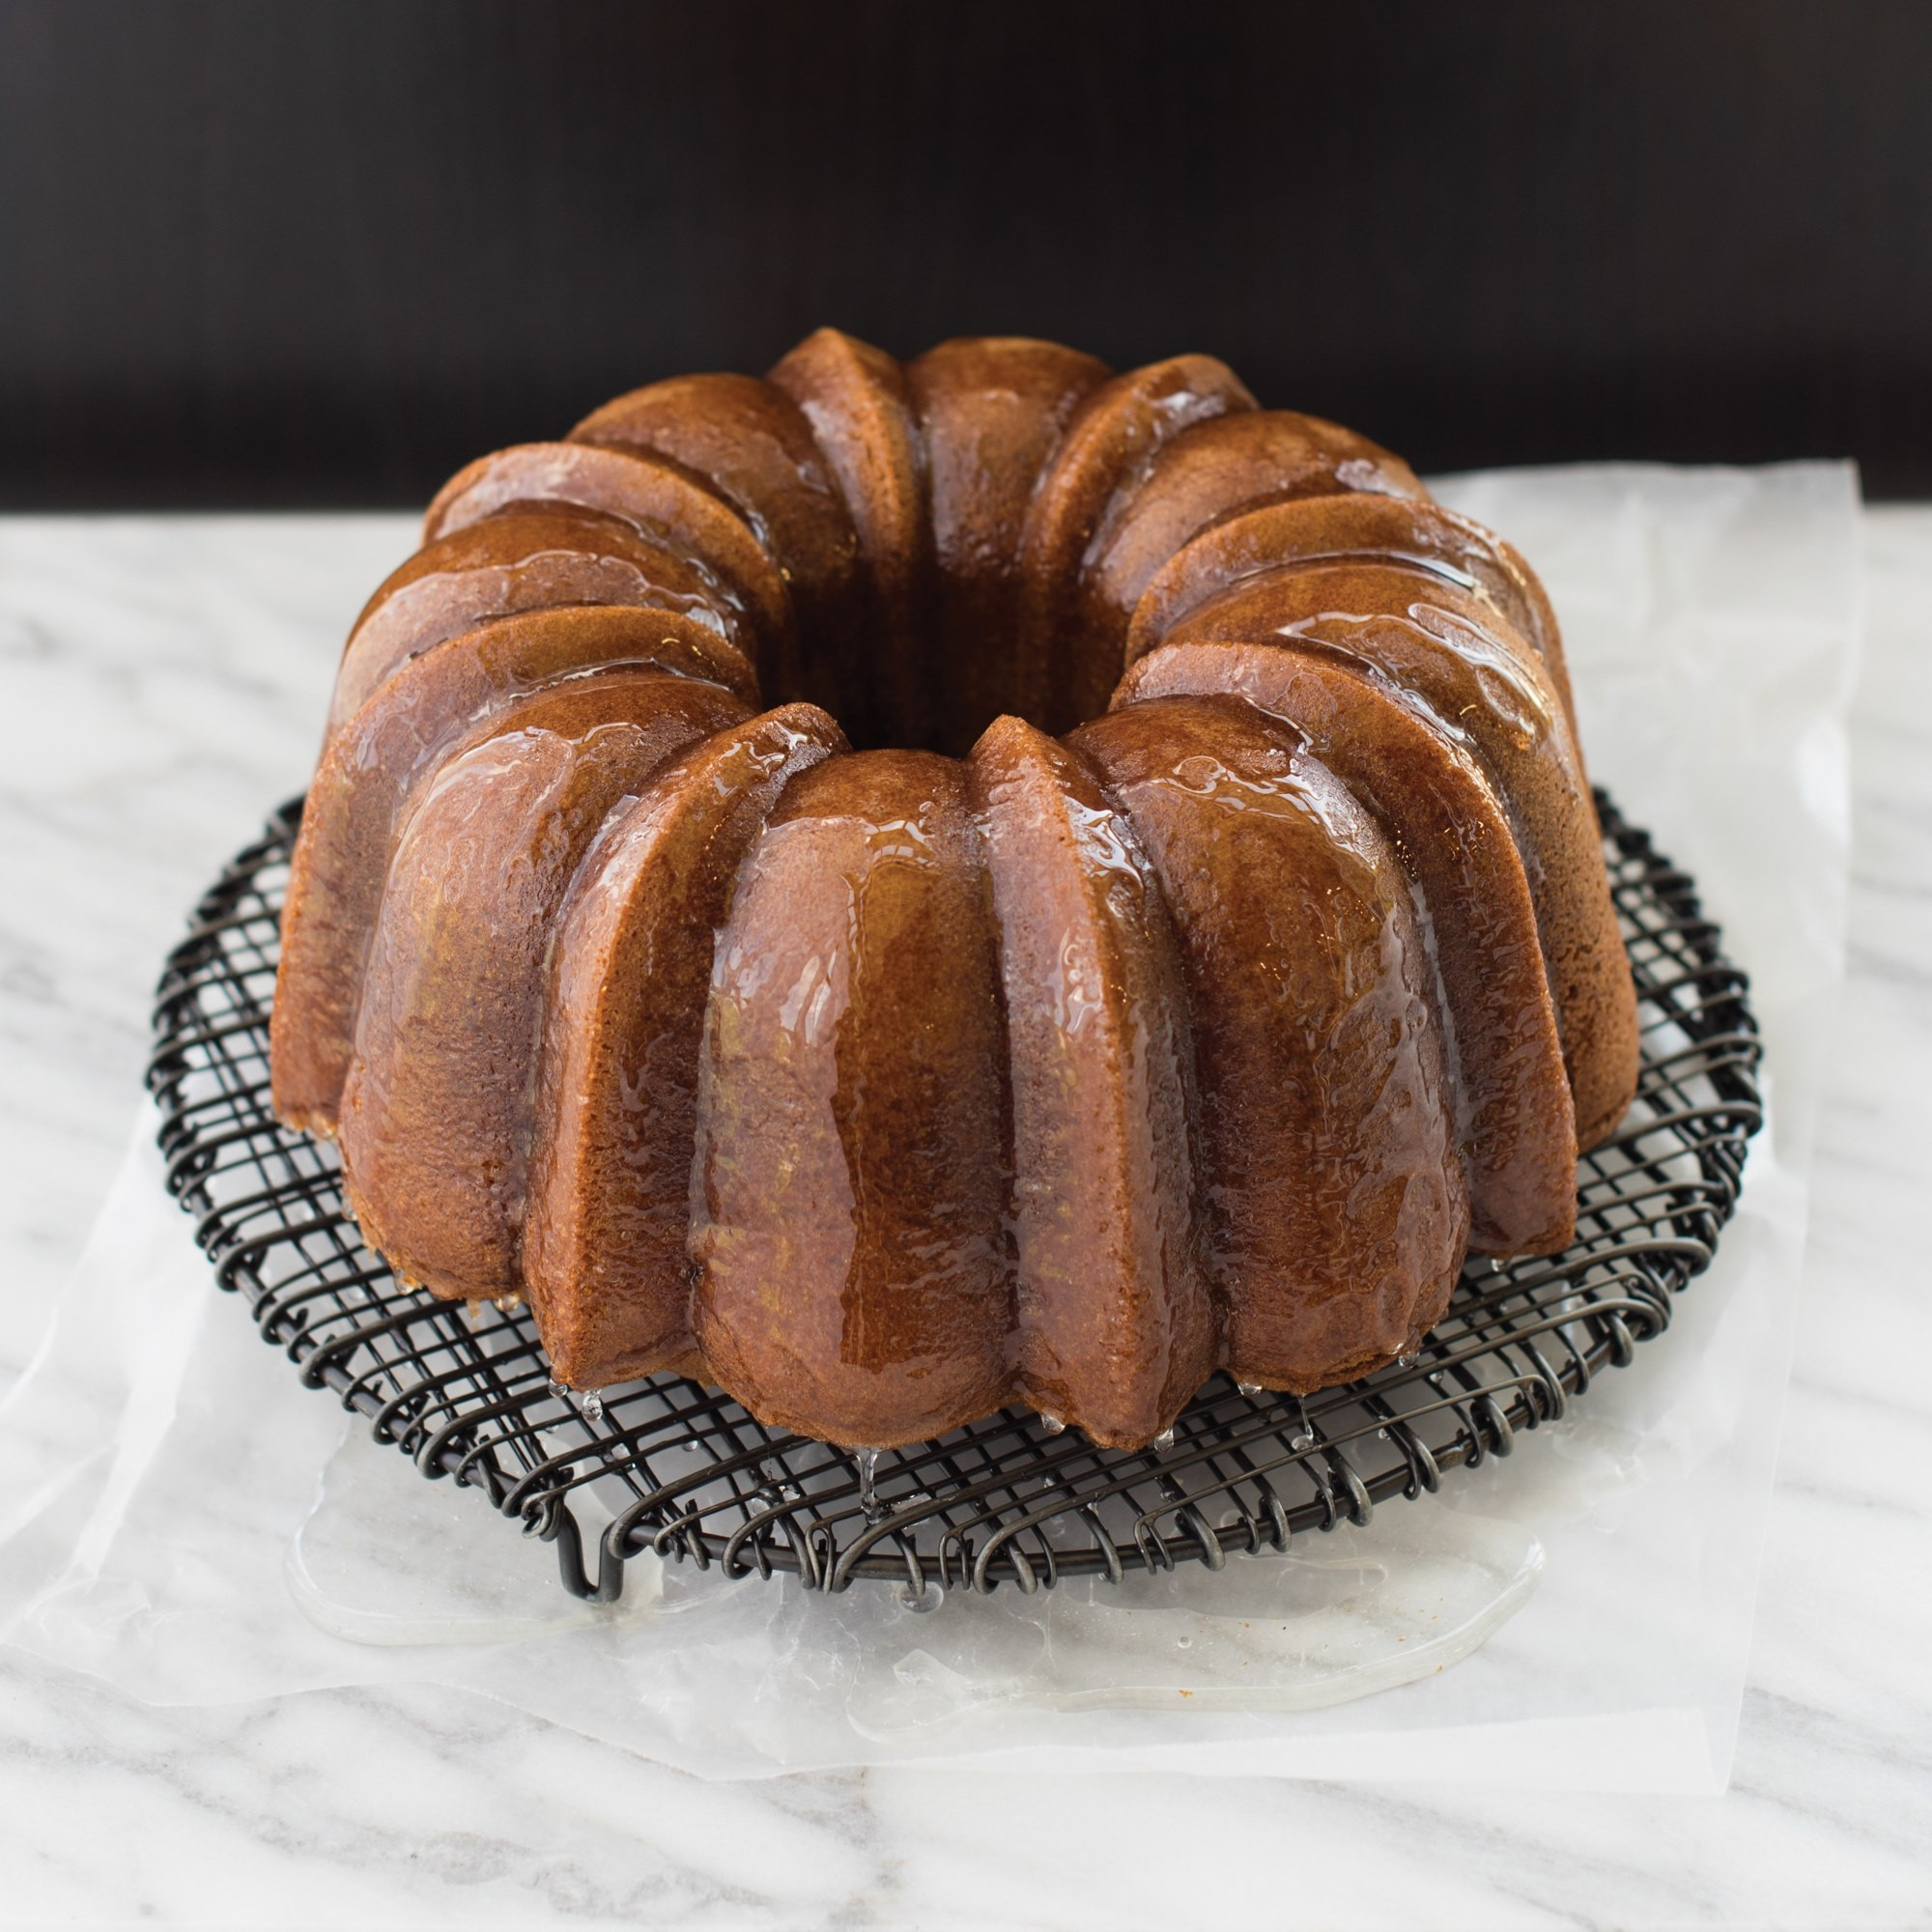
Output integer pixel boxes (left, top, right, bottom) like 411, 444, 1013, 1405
790, 614, 1054, 757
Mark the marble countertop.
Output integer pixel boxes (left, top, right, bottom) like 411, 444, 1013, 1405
0, 506, 1927, 1928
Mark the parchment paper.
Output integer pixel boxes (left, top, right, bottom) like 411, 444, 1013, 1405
0, 463, 1860, 1788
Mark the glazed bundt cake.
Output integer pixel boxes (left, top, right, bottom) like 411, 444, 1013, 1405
270, 328, 1638, 1452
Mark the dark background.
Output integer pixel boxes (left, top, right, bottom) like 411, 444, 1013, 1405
5, 0, 1930, 507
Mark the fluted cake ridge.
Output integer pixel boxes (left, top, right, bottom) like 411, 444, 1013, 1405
269, 328, 1638, 1450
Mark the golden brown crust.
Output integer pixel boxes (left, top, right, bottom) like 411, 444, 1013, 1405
1069, 412, 1430, 724
1116, 642, 1577, 1254
268, 329, 1642, 1447
335, 672, 747, 1300
689, 750, 1012, 1445
1122, 492, 1577, 739
907, 338, 1111, 753
1019, 355, 1257, 734
1152, 562, 1638, 1147
330, 505, 754, 733
272, 605, 755, 1135
570, 372, 860, 709
422, 440, 798, 655
523, 703, 849, 1389
968, 715, 1215, 1446
768, 328, 929, 750
1070, 695, 1469, 1390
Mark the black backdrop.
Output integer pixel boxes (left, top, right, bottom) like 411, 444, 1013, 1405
6, 0, 1931, 506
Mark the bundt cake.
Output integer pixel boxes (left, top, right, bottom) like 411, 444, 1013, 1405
270, 328, 1638, 1452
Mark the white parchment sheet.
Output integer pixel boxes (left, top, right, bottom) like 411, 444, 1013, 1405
0, 464, 1859, 1788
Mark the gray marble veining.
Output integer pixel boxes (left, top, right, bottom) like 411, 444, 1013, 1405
0, 508, 1926, 1928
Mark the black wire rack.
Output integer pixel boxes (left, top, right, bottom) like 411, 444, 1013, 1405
147, 791, 1761, 1606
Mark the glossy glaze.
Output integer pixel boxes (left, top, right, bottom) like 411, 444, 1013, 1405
1072, 412, 1428, 718
336, 671, 747, 1299
690, 751, 1012, 1446
907, 338, 1109, 753
1071, 696, 1468, 1389
330, 505, 753, 733
421, 440, 798, 659
969, 715, 1214, 1446
524, 703, 848, 1388
1153, 561, 1639, 1146
1115, 642, 1576, 1253
768, 327, 929, 750
1017, 354, 1257, 734
272, 605, 754, 1134
571, 371, 861, 710
1122, 492, 1577, 735
272, 329, 1637, 1449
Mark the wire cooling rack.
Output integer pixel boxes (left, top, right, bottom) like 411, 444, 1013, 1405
148, 792, 1761, 1605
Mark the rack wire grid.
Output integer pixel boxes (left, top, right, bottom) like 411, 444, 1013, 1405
147, 790, 1761, 1606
